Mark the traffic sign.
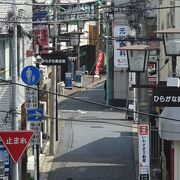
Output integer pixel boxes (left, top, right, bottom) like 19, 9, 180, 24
21, 65, 41, 85
25, 86, 38, 109
0, 131, 33, 163
27, 109, 43, 121
30, 122, 41, 145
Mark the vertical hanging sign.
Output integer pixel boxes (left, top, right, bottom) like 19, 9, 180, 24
139, 124, 150, 180
94, 50, 105, 77
114, 25, 130, 69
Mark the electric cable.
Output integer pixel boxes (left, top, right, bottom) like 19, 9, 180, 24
0, 0, 180, 13
0, 107, 180, 135
0, 77, 180, 124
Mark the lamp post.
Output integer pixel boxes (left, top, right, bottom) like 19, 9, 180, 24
68, 30, 83, 71
156, 28, 180, 180
118, 45, 154, 123
156, 28, 180, 77
118, 44, 157, 180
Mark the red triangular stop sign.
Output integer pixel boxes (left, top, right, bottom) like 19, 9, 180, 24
0, 131, 33, 163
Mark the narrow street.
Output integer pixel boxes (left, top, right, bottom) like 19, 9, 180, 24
47, 83, 137, 180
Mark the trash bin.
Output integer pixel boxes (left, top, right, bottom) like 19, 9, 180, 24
65, 73, 73, 89
74, 71, 83, 87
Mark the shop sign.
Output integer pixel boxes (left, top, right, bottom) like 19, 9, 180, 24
139, 124, 150, 180
153, 87, 180, 106
114, 25, 130, 69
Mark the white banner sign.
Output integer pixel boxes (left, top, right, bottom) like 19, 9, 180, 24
114, 25, 130, 68
139, 124, 150, 180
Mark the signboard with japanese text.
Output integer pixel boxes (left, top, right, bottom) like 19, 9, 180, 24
89, 25, 97, 45
30, 122, 41, 145
34, 25, 49, 55
153, 87, 180, 106
58, 2, 96, 22
41, 52, 67, 65
148, 77, 157, 87
94, 50, 104, 77
114, 25, 130, 69
0, 131, 33, 163
25, 86, 38, 109
139, 124, 150, 180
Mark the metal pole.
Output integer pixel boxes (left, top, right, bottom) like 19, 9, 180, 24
50, 0, 57, 155
35, 58, 40, 180
105, 23, 109, 106
76, 37, 80, 71
49, 66, 56, 155
77, 0, 80, 71
12, 0, 19, 179
172, 55, 177, 77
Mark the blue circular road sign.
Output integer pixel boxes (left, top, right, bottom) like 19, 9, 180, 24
21, 65, 41, 85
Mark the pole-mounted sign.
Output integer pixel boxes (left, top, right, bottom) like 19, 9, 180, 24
40, 51, 67, 65
21, 65, 41, 85
0, 131, 33, 163
27, 109, 43, 121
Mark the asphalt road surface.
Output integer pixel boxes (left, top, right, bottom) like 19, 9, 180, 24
48, 83, 136, 180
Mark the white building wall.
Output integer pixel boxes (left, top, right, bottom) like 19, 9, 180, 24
0, 0, 33, 128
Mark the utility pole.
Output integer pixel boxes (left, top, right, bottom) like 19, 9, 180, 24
49, 0, 57, 155
77, 0, 80, 71
105, 11, 110, 106
12, 0, 19, 179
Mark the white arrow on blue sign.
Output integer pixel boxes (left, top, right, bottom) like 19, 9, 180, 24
21, 65, 41, 85
27, 109, 43, 121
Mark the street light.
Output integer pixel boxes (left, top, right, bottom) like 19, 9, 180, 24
68, 30, 81, 46
156, 28, 180, 180
124, 44, 151, 72
66, 31, 83, 70
118, 44, 157, 122
156, 28, 180, 77
77, 20, 85, 31
118, 44, 157, 180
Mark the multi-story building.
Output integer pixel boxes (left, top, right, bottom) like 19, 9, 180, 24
157, 0, 180, 180
0, 0, 33, 130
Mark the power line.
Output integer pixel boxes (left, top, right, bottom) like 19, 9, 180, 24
0, 108, 180, 135
0, 78, 180, 124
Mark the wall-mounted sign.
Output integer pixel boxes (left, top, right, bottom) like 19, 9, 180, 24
148, 77, 157, 87
139, 124, 150, 180
153, 87, 180, 106
89, 25, 97, 45
59, 2, 96, 21
114, 25, 130, 69
41, 52, 67, 65
34, 25, 49, 54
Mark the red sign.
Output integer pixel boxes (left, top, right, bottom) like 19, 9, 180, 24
95, 50, 104, 77
0, 131, 33, 163
34, 25, 49, 55
139, 125, 149, 135
148, 76, 157, 86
